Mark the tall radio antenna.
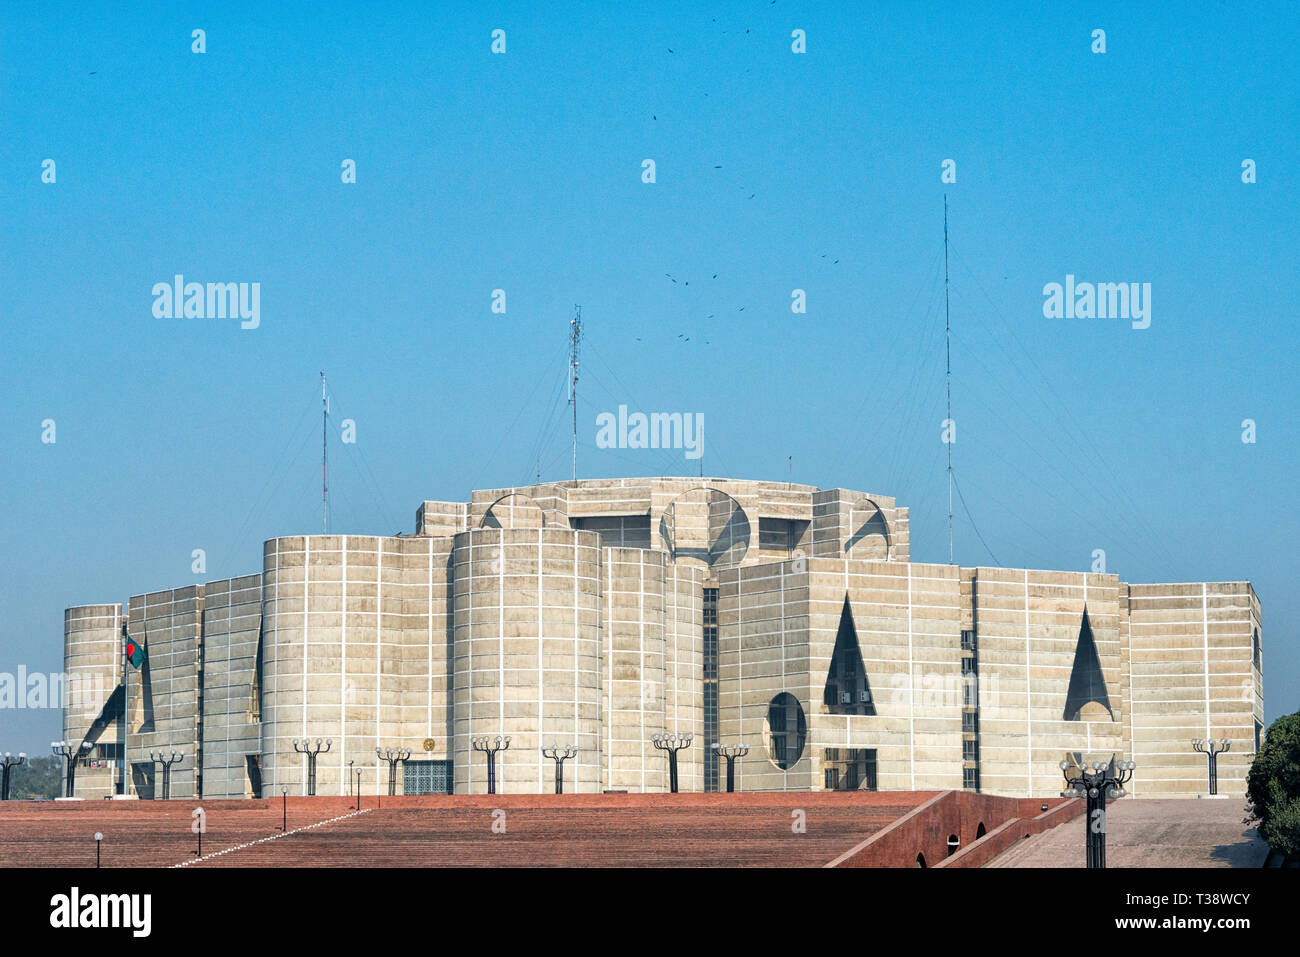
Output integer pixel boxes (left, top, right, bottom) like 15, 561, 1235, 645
944, 195, 953, 565
321, 371, 329, 534
569, 306, 582, 482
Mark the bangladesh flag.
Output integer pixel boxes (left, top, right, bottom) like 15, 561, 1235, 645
125, 637, 146, 669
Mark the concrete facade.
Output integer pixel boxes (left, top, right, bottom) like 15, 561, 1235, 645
61, 477, 1263, 801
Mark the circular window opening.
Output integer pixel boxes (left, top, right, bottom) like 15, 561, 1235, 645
764, 692, 806, 770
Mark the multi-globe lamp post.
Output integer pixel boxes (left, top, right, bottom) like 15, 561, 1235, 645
711, 742, 749, 793
51, 741, 91, 798
651, 733, 693, 793
292, 738, 331, 796
471, 736, 510, 795
149, 751, 184, 799
1192, 738, 1230, 796
1, 752, 26, 801
1059, 756, 1136, 869
377, 746, 412, 796
540, 745, 578, 794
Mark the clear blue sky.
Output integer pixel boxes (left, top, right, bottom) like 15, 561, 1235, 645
2, 2, 1296, 755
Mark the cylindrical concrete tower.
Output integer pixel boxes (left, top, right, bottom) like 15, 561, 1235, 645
452, 526, 602, 794
260, 534, 450, 796
62, 603, 123, 799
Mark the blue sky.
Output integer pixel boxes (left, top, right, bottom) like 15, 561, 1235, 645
2, 2, 1296, 754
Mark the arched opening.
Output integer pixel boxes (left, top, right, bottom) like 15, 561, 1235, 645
915, 852, 927, 869
764, 693, 806, 770
844, 497, 893, 560
975, 821, 987, 839
946, 834, 960, 856
479, 492, 545, 529
659, 487, 750, 570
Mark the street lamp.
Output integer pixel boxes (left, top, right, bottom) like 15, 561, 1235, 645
541, 745, 578, 794
149, 751, 184, 800
711, 742, 749, 793
292, 738, 331, 796
1, 753, 26, 801
471, 736, 510, 795
1059, 756, 1136, 868
94, 832, 103, 868
52, 741, 91, 798
652, 733, 693, 793
280, 786, 288, 831
376, 746, 412, 796
1192, 738, 1230, 796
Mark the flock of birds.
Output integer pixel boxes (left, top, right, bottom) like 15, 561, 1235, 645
640, 3, 852, 351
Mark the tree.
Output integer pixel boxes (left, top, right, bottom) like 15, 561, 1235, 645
9, 755, 62, 800
1246, 711, 1300, 858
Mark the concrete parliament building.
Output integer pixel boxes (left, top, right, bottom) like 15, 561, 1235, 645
62, 478, 1265, 801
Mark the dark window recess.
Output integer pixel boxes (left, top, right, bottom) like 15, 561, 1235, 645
1062, 607, 1114, 721
822, 596, 875, 715
766, 693, 807, 769
961, 629, 976, 651
962, 710, 977, 734
703, 587, 720, 792
963, 766, 980, 790
961, 657, 977, 676
822, 748, 877, 791
963, 738, 979, 763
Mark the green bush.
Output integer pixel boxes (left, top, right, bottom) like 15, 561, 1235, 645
1246, 711, 1300, 858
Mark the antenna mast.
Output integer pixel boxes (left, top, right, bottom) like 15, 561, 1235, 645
569, 306, 582, 482
944, 195, 953, 565
321, 371, 328, 534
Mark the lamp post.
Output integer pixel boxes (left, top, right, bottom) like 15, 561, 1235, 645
541, 745, 578, 794
711, 742, 748, 793
652, 733, 693, 793
376, 746, 412, 796
52, 741, 90, 798
1192, 738, 1230, 796
1, 753, 26, 801
1059, 756, 1136, 869
149, 751, 184, 800
94, 832, 103, 868
347, 760, 354, 797
353, 768, 364, 810
280, 786, 288, 831
292, 738, 331, 796
471, 736, 510, 794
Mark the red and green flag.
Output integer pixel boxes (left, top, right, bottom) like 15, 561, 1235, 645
125, 637, 145, 669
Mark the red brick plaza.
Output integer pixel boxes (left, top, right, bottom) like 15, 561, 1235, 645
0, 790, 1078, 868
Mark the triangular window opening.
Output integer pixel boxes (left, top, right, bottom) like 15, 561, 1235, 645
823, 595, 875, 715
1062, 606, 1114, 721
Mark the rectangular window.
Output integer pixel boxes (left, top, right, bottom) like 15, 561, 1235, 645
963, 766, 980, 791
961, 629, 976, 651
963, 739, 979, 763
962, 676, 978, 708
961, 657, 976, 676
758, 518, 809, 553
962, 710, 977, 734
403, 760, 453, 795
821, 748, 877, 791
